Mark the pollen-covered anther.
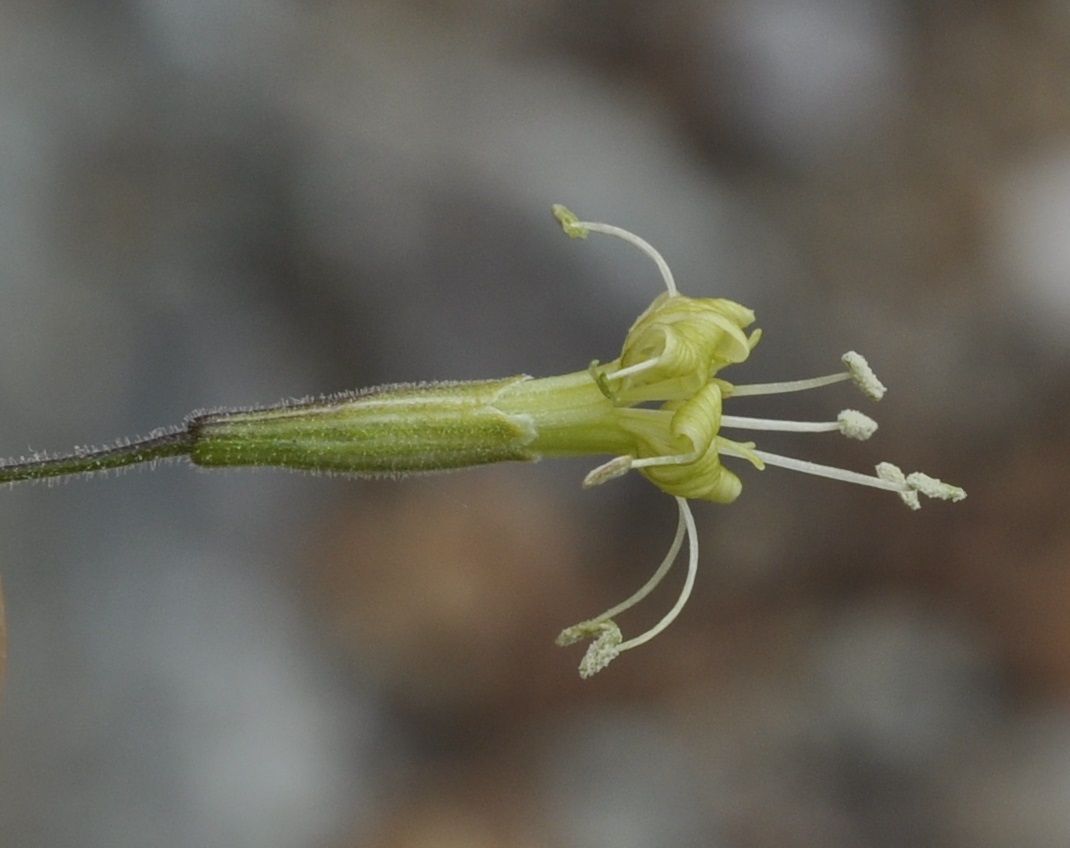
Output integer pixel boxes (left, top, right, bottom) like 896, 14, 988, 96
578, 622, 623, 679
555, 619, 625, 679
876, 462, 917, 509
837, 409, 878, 440
874, 462, 965, 509
906, 471, 967, 503
556, 618, 615, 648
842, 351, 887, 401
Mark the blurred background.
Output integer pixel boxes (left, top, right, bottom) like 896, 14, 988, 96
0, 1, 1067, 845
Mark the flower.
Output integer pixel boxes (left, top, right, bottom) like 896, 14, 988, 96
0, 203, 967, 682
549, 205, 965, 678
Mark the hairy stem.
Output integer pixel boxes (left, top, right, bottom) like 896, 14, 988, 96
0, 428, 192, 484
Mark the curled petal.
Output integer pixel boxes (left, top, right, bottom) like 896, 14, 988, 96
618, 293, 760, 401
629, 383, 745, 503
639, 441, 744, 503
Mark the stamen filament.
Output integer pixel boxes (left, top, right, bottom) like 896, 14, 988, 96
728, 373, 852, 397
618, 497, 699, 651
721, 415, 844, 433
721, 445, 908, 494
630, 450, 703, 470
607, 358, 661, 382
555, 496, 696, 678
592, 499, 688, 623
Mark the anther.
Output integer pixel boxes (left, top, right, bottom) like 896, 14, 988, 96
842, 351, 887, 400
837, 409, 878, 440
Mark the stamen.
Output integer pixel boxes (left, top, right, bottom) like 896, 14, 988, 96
728, 352, 887, 402
593, 501, 688, 623
721, 446, 908, 492
583, 440, 704, 488
556, 497, 696, 677
617, 498, 699, 652
553, 204, 679, 297
720, 409, 878, 441
717, 447, 965, 509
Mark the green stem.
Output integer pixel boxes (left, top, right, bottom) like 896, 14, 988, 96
0, 428, 192, 484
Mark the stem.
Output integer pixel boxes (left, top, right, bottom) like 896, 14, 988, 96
0, 428, 192, 484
